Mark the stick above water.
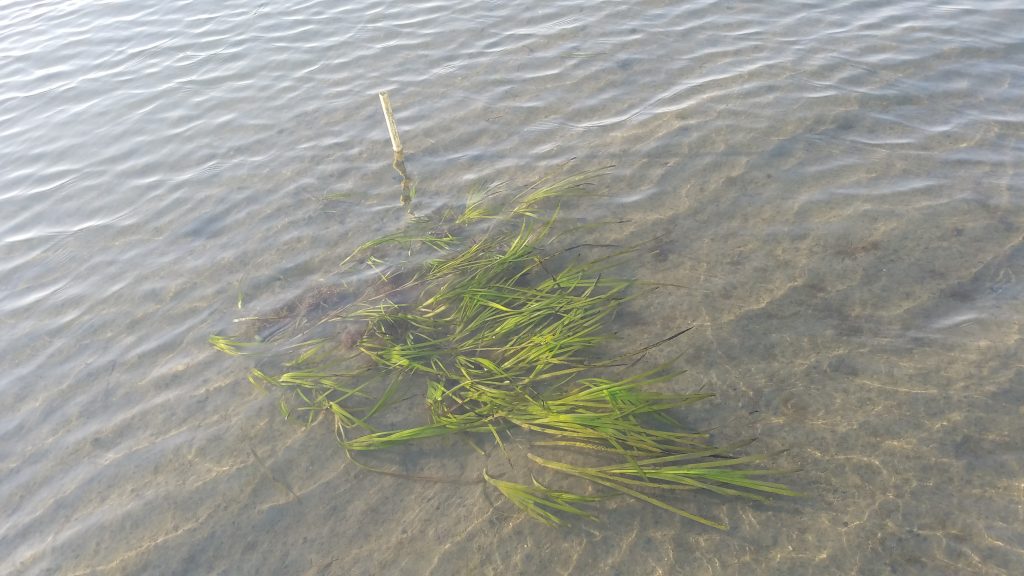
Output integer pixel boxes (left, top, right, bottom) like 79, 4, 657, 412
378, 91, 403, 153
378, 91, 412, 206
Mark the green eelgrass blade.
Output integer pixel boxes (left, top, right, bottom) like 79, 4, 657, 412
510, 167, 612, 217
209, 334, 262, 356
483, 471, 599, 527
528, 453, 728, 530
342, 412, 493, 451
341, 228, 461, 267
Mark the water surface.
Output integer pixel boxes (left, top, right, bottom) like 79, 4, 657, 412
1, 0, 1022, 574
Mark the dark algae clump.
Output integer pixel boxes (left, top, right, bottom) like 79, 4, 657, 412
211, 169, 797, 528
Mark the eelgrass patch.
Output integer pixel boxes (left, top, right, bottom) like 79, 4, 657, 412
212, 169, 797, 529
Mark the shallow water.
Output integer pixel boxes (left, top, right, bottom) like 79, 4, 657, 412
1, 0, 1022, 574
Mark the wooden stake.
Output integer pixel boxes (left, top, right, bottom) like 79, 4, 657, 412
378, 91, 403, 153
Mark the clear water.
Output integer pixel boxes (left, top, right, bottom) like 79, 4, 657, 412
1, 0, 1022, 574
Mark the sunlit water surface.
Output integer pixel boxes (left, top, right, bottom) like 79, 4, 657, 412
1, 0, 1022, 574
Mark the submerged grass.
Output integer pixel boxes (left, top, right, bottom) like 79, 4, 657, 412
212, 169, 796, 529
